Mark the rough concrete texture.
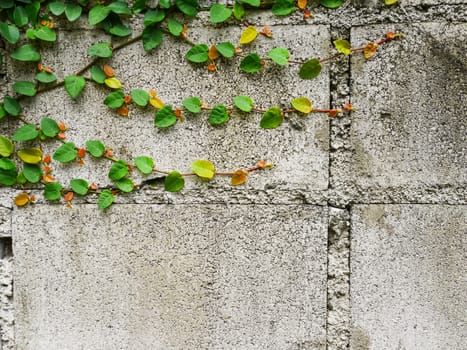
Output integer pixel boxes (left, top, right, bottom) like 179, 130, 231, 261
1, 2, 465, 350
351, 205, 466, 349
12, 204, 327, 350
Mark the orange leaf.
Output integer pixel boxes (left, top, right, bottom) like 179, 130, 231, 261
124, 95, 132, 104
297, 0, 307, 10
207, 63, 216, 72
303, 9, 311, 18
43, 165, 52, 174
57, 121, 67, 131
37, 63, 43, 72
48, 21, 54, 28
260, 26, 273, 38
41, 19, 47, 26
77, 148, 86, 158
235, 47, 242, 54
181, 24, 188, 38
76, 159, 85, 166
149, 89, 157, 98
231, 169, 248, 186
63, 192, 74, 201
328, 109, 342, 118
29, 194, 36, 203
89, 183, 98, 190
57, 132, 66, 140
43, 154, 51, 164
117, 106, 129, 117
363, 42, 378, 59
208, 45, 219, 61
103, 148, 113, 157
343, 103, 355, 111
42, 174, 55, 183
149, 97, 164, 109
103, 64, 115, 77
44, 66, 53, 73
14, 193, 30, 207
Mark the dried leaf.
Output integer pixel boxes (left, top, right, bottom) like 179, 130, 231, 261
231, 169, 248, 186
208, 45, 219, 61
363, 42, 378, 59
297, 0, 307, 10
14, 193, 29, 207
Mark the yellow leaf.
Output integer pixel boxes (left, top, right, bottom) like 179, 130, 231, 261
363, 42, 378, 59
14, 193, 30, 207
208, 45, 219, 61
104, 77, 122, 89
291, 97, 313, 114
384, 0, 398, 4
239, 26, 258, 45
231, 169, 248, 186
18, 148, 43, 164
297, 0, 307, 10
149, 97, 164, 109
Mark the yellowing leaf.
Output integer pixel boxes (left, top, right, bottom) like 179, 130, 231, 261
18, 148, 43, 164
333, 39, 351, 55
385, 0, 398, 4
291, 97, 313, 114
363, 42, 378, 59
14, 193, 30, 207
239, 26, 258, 45
191, 159, 215, 179
104, 77, 122, 89
231, 169, 248, 186
297, 0, 307, 10
208, 45, 219, 61
149, 97, 164, 109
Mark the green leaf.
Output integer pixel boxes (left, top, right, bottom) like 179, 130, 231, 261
3, 96, 21, 116
135, 156, 154, 174
385, 0, 398, 4
154, 106, 177, 128
333, 39, 351, 55
165, 171, 184, 192
268, 47, 290, 65
16, 172, 26, 185
240, 0, 260, 6
299, 58, 322, 79
10, 44, 41, 62
98, 189, 114, 209
144, 9, 165, 26
216, 42, 235, 58
22, 163, 42, 183
33, 26, 56, 42
35, 71, 57, 83
272, 0, 295, 16
70, 178, 89, 195
88, 42, 112, 58
0, 1, 13, 9
12, 81, 36, 97
107, 1, 131, 14
26, 2, 41, 24
191, 159, 215, 179
168, 18, 183, 36
209, 105, 229, 126
25, 28, 36, 40
48, 2, 66, 16
0, 22, 20, 44
233, 2, 245, 20
18, 148, 42, 164
175, 0, 198, 17
234, 95, 253, 112
131, 89, 150, 107
0, 105, 5, 120
182, 97, 201, 113
142, 26, 163, 51
240, 53, 262, 73
109, 160, 128, 180
90, 66, 106, 84
132, 0, 146, 12
115, 177, 134, 192
13, 6, 28, 27
291, 97, 313, 113
104, 91, 125, 109
319, 0, 343, 8
210, 4, 232, 23
109, 23, 132, 37
44, 182, 62, 201
0, 136, 14, 157
53, 142, 77, 163
86, 140, 105, 157
260, 107, 283, 129
88, 5, 110, 25
185, 44, 209, 63
13, 124, 39, 141
40, 117, 60, 137
64, 75, 86, 99
65, 2, 83, 22
0, 159, 17, 186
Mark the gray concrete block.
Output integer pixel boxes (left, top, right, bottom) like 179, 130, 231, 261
350, 205, 467, 350
335, 23, 466, 196
0, 256, 14, 350
0, 207, 11, 237
12, 204, 327, 350
8, 23, 331, 193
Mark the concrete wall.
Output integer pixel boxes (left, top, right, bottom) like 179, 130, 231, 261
0, 1, 466, 349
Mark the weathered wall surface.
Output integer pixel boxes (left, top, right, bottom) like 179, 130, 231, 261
0, 1, 466, 350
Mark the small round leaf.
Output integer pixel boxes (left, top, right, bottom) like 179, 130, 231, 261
131, 89, 150, 107
22, 164, 42, 183
234, 95, 253, 112
109, 160, 128, 181
86, 140, 105, 158
44, 182, 62, 201
88, 42, 113, 58
299, 58, 322, 80
70, 179, 89, 195
13, 124, 39, 141
185, 44, 209, 63
182, 97, 201, 113
115, 178, 134, 192
260, 107, 283, 129
191, 159, 215, 179
10, 44, 41, 62
64, 75, 86, 98
210, 4, 232, 23
18, 148, 43, 164
291, 97, 313, 114
155, 106, 177, 128
53, 142, 77, 163
268, 48, 290, 65
165, 171, 185, 192
98, 189, 114, 209
209, 105, 229, 125
135, 156, 154, 175
0, 136, 14, 157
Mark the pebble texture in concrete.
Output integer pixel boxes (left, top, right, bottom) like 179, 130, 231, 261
12, 204, 327, 350
350, 205, 466, 350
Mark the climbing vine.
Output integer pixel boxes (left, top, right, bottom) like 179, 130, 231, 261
0, 0, 402, 209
